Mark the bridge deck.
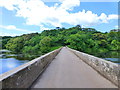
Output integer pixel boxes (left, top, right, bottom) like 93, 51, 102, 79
31, 47, 117, 88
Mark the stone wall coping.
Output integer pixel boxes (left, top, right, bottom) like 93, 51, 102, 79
0, 48, 61, 81
67, 47, 119, 86
69, 48, 118, 67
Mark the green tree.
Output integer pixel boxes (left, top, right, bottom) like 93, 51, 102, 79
111, 40, 120, 50
5, 37, 24, 53
39, 37, 52, 53
22, 44, 40, 54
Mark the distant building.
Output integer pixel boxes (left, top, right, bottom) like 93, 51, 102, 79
110, 29, 120, 32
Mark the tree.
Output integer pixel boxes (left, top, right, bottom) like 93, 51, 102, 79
2, 25, 120, 60
22, 44, 40, 54
75, 25, 81, 28
5, 37, 24, 53
111, 40, 120, 51
2, 36, 12, 49
56, 27, 61, 30
92, 33, 107, 40
39, 37, 52, 53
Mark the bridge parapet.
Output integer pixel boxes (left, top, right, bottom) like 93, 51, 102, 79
0, 48, 62, 88
68, 47, 120, 87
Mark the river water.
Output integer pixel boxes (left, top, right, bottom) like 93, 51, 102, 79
0, 53, 41, 74
0, 58, 28, 74
0, 51, 119, 74
93, 51, 120, 64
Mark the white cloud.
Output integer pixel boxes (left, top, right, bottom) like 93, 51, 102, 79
6, 25, 16, 29
80, 0, 119, 2
39, 25, 50, 31
0, 0, 118, 30
107, 14, 118, 20
62, 10, 100, 26
59, 0, 80, 10
99, 13, 108, 23
38, 0, 120, 2
0, 0, 18, 10
0, 32, 21, 36
115, 25, 120, 29
0, 25, 34, 32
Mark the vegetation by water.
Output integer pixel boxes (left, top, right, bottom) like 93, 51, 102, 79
95, 51, 119, 63
1, 25, 120, 63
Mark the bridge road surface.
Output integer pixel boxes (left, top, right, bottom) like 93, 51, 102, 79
31, 47, 117, 88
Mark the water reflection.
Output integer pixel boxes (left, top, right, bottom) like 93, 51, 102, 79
0, 53, 41, 74
0, 58, 28, 74
92, 51, 120, 64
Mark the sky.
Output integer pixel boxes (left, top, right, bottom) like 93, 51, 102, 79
0, 0, 119, 36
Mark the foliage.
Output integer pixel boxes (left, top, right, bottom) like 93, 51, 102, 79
1, 26, 120, 56
1, 36, 12, 49
39, 37, 52, 53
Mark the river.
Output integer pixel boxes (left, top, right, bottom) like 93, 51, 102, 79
93, 51, 120, 64
0, 58, 28, 74
0, 53, 41, 74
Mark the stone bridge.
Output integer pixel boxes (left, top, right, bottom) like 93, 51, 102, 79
0, 47, 120, 89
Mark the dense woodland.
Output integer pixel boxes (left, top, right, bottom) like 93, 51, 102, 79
1, 25, 120, 57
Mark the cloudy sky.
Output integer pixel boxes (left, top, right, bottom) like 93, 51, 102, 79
0, 0, 119, 36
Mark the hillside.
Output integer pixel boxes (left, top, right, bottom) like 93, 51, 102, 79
1, 25, 120, 56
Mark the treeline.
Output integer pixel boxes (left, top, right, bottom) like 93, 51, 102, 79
1, 25, 120, 56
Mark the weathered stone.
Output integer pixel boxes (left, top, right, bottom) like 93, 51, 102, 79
0, 48, 62, 88
68, 47, 119, 87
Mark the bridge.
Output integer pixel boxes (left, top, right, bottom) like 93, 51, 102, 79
0, 47, 119, 89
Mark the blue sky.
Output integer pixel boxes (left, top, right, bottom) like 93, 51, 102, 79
0, 0, 119, 36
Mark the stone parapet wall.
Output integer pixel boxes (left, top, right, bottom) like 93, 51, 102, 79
68, 47, 119, 87
0, 48, 62, 88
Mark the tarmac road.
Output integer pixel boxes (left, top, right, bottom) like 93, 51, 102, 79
31, 47, 117, 88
